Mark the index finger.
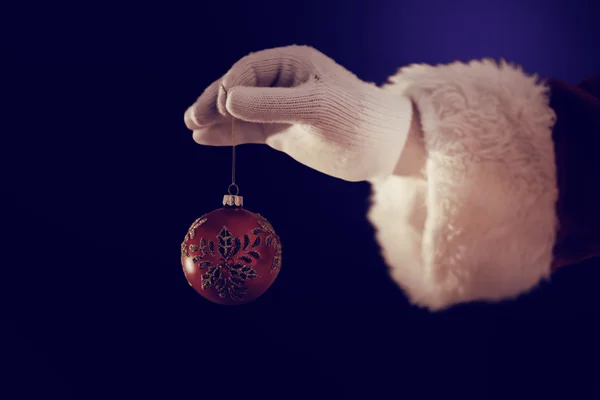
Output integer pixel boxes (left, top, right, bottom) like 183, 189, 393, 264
184, 78, 224, 130
221, 46, 316, 92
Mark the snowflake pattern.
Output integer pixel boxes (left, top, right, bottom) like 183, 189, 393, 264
199, 226, 262, 301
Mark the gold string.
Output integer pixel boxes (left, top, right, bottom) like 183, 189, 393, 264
230, 117, 238, 195
221, 84, 239, 196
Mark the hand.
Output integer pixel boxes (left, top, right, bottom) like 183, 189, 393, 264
184, 45, 413, 182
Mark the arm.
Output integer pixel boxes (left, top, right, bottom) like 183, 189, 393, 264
185, 46, 600, 311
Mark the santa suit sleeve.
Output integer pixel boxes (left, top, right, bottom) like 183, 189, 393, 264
367, 60, 600, 310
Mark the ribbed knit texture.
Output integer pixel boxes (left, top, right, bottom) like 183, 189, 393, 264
185, 45, 412, 182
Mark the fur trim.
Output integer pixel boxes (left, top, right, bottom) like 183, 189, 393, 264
368, 60, 558, 310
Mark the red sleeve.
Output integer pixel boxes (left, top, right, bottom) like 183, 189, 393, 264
548, 74, 600, 269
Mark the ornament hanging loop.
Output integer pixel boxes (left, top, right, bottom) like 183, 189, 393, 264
228, 183, 240, 196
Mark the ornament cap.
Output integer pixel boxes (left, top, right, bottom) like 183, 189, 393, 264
223, 194, 243, 207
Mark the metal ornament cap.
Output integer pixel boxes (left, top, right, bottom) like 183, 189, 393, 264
223, 194, 243, 207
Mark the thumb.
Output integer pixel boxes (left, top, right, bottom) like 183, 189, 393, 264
224, 83, 322, 125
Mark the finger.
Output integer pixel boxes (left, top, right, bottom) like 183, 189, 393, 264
224, 84, 322, 124
192, 120, 268, 146
216, 47, 318, 119
184, 78, 225, 130
222, 46, 316, 90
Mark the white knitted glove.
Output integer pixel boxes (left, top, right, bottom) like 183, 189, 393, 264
184, 45, 413, 182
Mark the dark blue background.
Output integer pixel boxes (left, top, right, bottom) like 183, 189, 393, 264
3, 0, 600, 398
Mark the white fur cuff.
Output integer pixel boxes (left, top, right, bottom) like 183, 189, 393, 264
368, 60, 559, 310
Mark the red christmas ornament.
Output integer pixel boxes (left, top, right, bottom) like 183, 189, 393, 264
180, 193, 282, 305
181, 115, 283, 305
